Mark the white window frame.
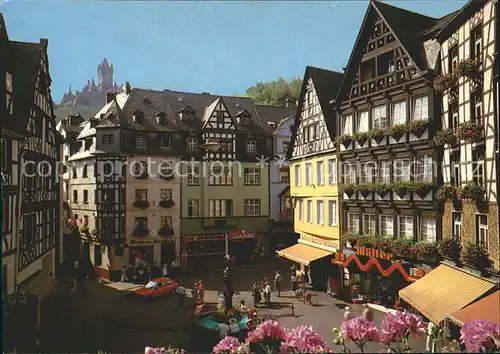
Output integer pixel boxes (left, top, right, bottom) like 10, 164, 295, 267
328, 200, 337, 226
419, 217, 436, 243
316, 200, 324, 225
187, 137, 198, 151
246, 139, 256, 153
473, 91, 483, 121
415, 155, 433, 182
393, 158, 410, 182
379, 214, 394, 237
347, 212, 360, 234
476, 214, 488, 250
363, 214, 376, 235
298, 199, 303, 221
136, 135, 146, 148
328, 158, 337, 185
472, 150, 485, 186
372, 105, 387, 129
316, 161, 324, 185
342, 115, 353, 135
398, 216, 414, 239
378, 161, 391, 183
412, 96, 428, 121
343, 162, 356, 184
305, 163, 312, 186
392, 101, 407, 126
244, 199, 260, 216
294, 164, 301, 186
244, 168, 260, 185
356, 111, 369, 133
306, 200, 312, 223
472, 27, 482, 60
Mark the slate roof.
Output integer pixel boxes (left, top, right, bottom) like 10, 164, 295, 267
435, 0, 489, 41
255, 104, 295, 131
96, 88, 288, 137
287, 66, 343, 159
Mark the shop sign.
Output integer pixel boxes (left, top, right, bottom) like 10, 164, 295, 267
300, 234, 338, 250
186, 234, 225, 242
129, 238, 175, 246
357, 246, 393, 261
228, 230, 256, 241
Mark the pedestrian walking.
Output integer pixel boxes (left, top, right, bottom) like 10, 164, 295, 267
217, 321, 230, 339
176, 285, 186, 306
274, 270, 282, 297
264, 281, 272, 305
252, 281, 262, 307
362, 304, 373, 322
291, 273, 298, 294
343, 306, 353, 321
229, 318, 240, 339
162, 262, 168, 277
193, 281, 199, 302
120, 265, 128, 282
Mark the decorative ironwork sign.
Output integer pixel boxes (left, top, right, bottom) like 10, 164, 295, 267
129, 238, 175, 245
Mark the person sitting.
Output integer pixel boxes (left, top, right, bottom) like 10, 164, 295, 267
217, 321, 230, 339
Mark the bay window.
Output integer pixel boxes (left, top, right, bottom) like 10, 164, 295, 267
419, 217, 436, 243
347, 212, 360, 234
363, 214, 376, 235
415, 155, 433, 182
344, 162, 356, 184
378, 161, 391, 183
393, 158, 410, 181
379, 214, 394, 237
392, 101, 407, 126
372, 105, 387, 129
399, 216, 414, 239
342, 115, 353, 135
412, 96, 428, 121
356, 111, 369, 132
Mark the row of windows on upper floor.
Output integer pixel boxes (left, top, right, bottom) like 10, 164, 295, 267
346, 212, 437, 244
447, 25, 483, 74
132, 110, 254, 127
186, 199, 262, 218
296, 199, 338, 227
451, 212, 489, 253
341, 96, 429, 136
448, 148, 486, 187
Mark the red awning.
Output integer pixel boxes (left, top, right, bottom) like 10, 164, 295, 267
448, 290, 500, 326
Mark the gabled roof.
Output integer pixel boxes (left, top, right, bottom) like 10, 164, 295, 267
435, 0, 489, 41
287, 66, 343, 159
334, 0, 458, 105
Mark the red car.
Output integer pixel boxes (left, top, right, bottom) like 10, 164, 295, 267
134, 277, 179, 299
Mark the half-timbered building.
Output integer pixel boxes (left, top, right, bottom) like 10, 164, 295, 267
1, 13, 62, 348
436, 0, 499, 273
332, 1, 457, 304
278, 66, 343, 291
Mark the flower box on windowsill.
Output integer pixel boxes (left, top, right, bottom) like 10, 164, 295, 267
340, 184, 356, 198
369, 129, 387, 144
457, 121, 484, 143
404, 119, 429, 138
133, 200, 150, 209
158, 225, 174, 237
462, 243, 492, 276
159, 199, 175, 209
434, 129, 457, 146
336, 135, 353, 148
353, 132, 370, 147
458, 183, 485, 203
389, 124, 406, 141
132, 226, 150, 238
436, 184, 459, 202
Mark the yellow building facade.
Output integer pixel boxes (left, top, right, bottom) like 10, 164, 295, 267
278, 66, 343, 290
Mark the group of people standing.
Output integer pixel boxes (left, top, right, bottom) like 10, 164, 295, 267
120, 261, 172, 283
251, 269, 285, 306
192, 280, 205, 304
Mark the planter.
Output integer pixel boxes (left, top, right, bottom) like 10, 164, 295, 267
411, 242, 437, 261
438, 238, 462, 262
369, 129, 387, 144
456, 58, 481, 79
433, 73, 459, 94
374, 184, 390, 199
341, 184, 356, 198
462, 243, 491, 273
434, 129, 457, 146
342, 138, 353, 148
457, 121, 483, 143
437, 184, 458, 202
413, 182, 435, 199
390, 124, 406, 141
353, 132, 370, 146
458, 183, 485, 202
133, 200, 150, 209
158, 226, 175, 237
336, 135, 353, 148
159, 199, 175, 209
405, 120, 428, 138
393, 187, 408, 198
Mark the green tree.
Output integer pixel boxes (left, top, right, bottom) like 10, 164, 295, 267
245, 76, 302, 107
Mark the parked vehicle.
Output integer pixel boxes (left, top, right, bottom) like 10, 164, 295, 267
134, 277, 178, 299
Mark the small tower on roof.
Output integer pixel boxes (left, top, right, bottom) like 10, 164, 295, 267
98, 57, 114, 93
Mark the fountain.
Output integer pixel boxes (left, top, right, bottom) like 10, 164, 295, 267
194, 255, 249, 351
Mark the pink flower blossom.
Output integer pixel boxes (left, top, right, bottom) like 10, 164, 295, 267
280, 325, 333, 353
340, 317, 379, 342
145, 347, 165, 354
460, 320, 500, 353
213, 336, 241, 354
379, 311, 426, 344
247, 320, 287, 343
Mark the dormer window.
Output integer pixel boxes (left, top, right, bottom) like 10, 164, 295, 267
239, 117, 250, 125
187, 136, 198, 151
156, 112, 167, 125
136, 135, 146, 148
182, 113, 193, 121
216, 111, 225, 124
161, 135, 172, 149
133, 111, 144, 124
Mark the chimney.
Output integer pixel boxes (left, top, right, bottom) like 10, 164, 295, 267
106, 92, 115, 104
123, 81, 131, 94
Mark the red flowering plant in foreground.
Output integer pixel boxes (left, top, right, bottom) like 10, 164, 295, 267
378, 311, 426, 352
213, 336, 243, 354
247, 320, 287, 354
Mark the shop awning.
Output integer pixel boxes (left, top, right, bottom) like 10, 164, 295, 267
277, 243, 332, 265
448, 290, 500, 326
21, 272, 67, 298
399, 264, 496, 325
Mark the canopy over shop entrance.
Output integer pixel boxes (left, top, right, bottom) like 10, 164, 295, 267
277, 243, 332, 266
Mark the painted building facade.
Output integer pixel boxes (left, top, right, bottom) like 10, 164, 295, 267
279, 66, 343, 291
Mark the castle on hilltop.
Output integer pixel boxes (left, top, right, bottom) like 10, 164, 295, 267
59, 58, 122, 108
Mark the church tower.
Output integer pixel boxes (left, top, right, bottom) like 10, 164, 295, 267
98, 58, 113, 92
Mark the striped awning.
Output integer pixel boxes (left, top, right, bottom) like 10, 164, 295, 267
277, 243, 332, 266
21, 272, 67, 298
399, 264, 495, 325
